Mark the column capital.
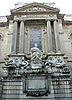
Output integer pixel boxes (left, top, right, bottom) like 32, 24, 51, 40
20, 20, 25, 23
13, 20, 18, 23
50, 19, 58, 22
13, 20, 25, 23
46, 19, 58, 22
54, 19, 58, 22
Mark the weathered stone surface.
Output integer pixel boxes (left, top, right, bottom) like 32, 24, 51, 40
0, 2, 72, 100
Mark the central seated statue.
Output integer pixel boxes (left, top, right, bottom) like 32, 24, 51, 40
30, 43, 42, 69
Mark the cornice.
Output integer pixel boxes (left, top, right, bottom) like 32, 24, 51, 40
12, 11, 59, 16
57, 14, 65, 19
63, 20, 72, 25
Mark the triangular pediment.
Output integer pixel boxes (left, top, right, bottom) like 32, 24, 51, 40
11, 2, 60, 14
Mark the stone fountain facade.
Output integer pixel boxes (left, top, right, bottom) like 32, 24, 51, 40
0, 2, 72, 100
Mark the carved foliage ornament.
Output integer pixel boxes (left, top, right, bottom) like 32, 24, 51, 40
3, 55, 70, 77
3, 57, 29, 76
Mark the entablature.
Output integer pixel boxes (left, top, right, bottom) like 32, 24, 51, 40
14, 14, 57, 21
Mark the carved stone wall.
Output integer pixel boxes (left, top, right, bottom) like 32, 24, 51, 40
63, 24, 72, 59
0, 3, 72, 100
0, 26, 12, 61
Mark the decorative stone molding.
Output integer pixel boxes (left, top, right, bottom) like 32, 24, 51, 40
26, 90, 48, 97
0, 33, 4, 41
3, 49, 70, 77
24, 74, 49, 96
2, 47, 71, 97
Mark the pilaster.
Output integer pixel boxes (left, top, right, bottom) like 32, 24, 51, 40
11, 20, 18, 53
19, 21, 25, 53
47, 20, 53, 53
54, 20, 60, 52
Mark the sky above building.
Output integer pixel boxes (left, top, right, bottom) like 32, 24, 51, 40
0, 0, 72, 16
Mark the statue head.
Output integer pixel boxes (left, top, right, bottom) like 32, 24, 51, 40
35, 43, 37, 48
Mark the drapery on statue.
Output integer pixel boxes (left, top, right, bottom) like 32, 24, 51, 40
31, 43, 42, 60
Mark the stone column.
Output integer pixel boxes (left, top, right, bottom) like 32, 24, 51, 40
11, 21, 17, 53
47, 20, 53, 53
19, 21, 24, 53
54, 20, 60, 52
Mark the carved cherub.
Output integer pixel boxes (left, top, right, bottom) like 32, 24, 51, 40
20, 57, 28, 68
